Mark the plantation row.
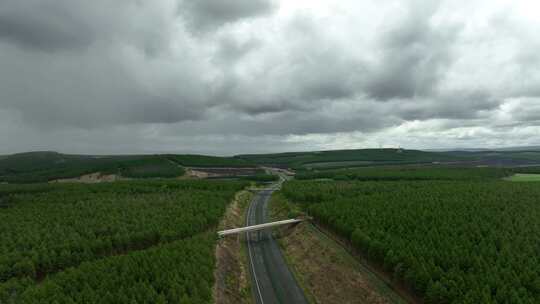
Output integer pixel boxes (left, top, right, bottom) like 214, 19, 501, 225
295, 166, 512, 181
2, 235, 215, 304
0, 180, 246, 303
282, 180, 540, 304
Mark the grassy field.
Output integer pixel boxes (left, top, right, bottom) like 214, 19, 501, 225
506, 173, 540, 182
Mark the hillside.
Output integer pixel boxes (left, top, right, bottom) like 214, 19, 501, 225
236, 148, 464, 169
3, 148, 540, 184
444, 150, 540, 166
0, 152, 255, 183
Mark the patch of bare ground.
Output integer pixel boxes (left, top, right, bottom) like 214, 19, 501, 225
49, 172, 126, 183
270, 193, 410, 304
213, 190, 253, 304
186, 167, 261, 179
185, 168, 210, 179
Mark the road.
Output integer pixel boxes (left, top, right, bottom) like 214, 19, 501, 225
246, 188, 308, 304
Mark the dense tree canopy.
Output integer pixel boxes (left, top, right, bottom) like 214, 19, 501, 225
295, 166, 511, 181
0, 180, 246, 303
283, 179, 540, 303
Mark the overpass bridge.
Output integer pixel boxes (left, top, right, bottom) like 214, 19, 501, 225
218, 218, 306, 238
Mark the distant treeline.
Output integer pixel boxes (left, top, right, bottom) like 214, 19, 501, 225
237, 148, 462, 169
0, 152, 258, 183
295, 166, 513, 181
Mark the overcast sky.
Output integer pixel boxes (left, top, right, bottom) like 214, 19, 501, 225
1, 0, 539, 155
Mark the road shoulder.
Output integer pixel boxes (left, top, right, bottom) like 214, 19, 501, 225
269, 192, 408, 304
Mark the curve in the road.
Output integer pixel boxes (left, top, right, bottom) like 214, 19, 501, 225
246, 189, 308, 304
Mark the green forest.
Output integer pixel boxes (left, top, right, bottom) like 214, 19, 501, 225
0, 180, 246, 303
282, 174, 540, 303
237, 148, 462, 169
0, 152, 258, 183
295, 166, 512, 181
0, 153, 185, 183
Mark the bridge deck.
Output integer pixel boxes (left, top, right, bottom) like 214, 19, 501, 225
218, 218, 304, 237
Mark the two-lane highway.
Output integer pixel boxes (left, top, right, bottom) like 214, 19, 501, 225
246, 189, 308, 304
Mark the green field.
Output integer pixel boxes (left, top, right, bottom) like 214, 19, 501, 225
282, 169, 540, 303
506, 173, 540, 182
0, 180, 246, 303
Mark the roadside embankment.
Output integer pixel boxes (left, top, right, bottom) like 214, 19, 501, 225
269, 193, 408, 304
213, 190, 254, 304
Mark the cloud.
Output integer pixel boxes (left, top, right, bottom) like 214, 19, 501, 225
0, 0, 97, 51
1, 0, 540, 155
393, 90, 500, 121
363, 1, 461, 101
213, 35, 261, 65
0, 0, 176, 54
179, 0, 276, 33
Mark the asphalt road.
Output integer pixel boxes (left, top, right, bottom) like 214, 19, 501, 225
246, 189, 308, 304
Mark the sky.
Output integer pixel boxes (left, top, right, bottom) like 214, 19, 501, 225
1, 0, 539, 155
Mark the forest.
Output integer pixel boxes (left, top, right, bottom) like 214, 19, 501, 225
294, 166, 512, 181
237, 149, 462, 169
282, 175, 540, 303
0, 152, 258, 183
0, 180, 246, 303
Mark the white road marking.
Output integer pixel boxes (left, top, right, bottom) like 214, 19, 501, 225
247, 196, 265, 304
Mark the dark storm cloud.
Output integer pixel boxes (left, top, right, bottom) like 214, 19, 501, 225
0, 0, 208, 129
180, 0, 276, 32
364, 2, 460, 101
0, 1, 96, 51
395, 91, 500, 121
0, 0, 173, 55
125, 97, 206, 124
208, 13, 364, 117
166, 102, 396, 137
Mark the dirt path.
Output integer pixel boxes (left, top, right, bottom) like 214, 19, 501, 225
49, 172, 125, 183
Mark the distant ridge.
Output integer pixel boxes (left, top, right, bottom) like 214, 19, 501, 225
425, 146, 540, 152
493, 146, 540, 152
